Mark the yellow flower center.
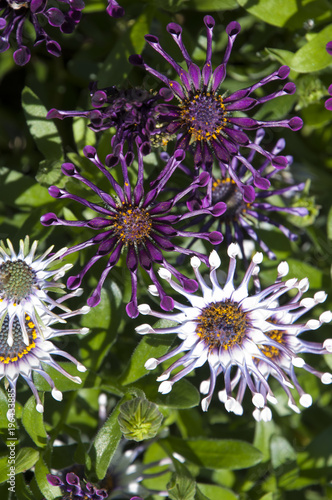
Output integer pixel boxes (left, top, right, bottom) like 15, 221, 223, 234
196, 300, 249, 350
113, 204, 152, 245
0, 314, 37, 364
180, 91, 227, 142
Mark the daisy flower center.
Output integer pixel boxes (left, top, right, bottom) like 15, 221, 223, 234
212, 178, 247, 221
0, 260, 37, 302
0, 314, 37, 363
180, 92, 227, 142
260, 329, 285, 359
195, 299, 249, 350
113, 204, 152, 245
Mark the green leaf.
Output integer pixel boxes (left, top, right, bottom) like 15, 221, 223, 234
15, 448, 40, 475
34, 456, 61, 500
0, 168, 53, 208
197, 484, 238, 500
290, 25, 332, 72
22, 87, 63, 160
97, 33, 135, 88
163, 437, 262, 470
168, 473, 196, 500
237, 0, 299, 27
238, 0, 332, 29
188, 0, 238, 10
33, 362, 90, 392
134, 376, 200, 409
14, 473, 36, 500
22, 396, 48, 448
287, 259, 323, 288
130, 8, 153, 54
80, 284, 122, 371
264, 48, 294, 68
0, 387, 10, 429
119, 329, 175, 385
0, 448, 40, 483
327, 206, 332, 240
88, 395, 130, 480
270, 436, 296, 470
35, 159, 64, 189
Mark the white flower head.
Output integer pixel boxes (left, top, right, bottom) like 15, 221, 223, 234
0, 236, 73, 346
0, 239, 90, 413
136, 246, 332, 420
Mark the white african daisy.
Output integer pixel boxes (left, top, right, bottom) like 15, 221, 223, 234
136, 244, 332, 420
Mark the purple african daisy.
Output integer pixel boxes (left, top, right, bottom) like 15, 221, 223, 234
47, 85, 171, 165
0, 0, 84, 65
40, 145, 226, 317
106, 0, 124, 18
186, 130, 308, 258
47, 440, 172, 498
136, 245, 332, 419
129, 16, 302, 183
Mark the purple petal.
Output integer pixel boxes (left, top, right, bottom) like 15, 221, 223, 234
253, 175, 270, 189
91, 90, 107, 107
277, 65, 290, 79
207, 231, 223, 244
211, 64, 226, 92
126, 301, 139, 318
226, 21, 241, 37
210, 202, 227, 216
48, 186, 62, 198
84, 145, 97, 158
288, 117, 303, 131
325, 97, 332, 111
66, 473, 80, 486
47, 108, 63, 119
161, 295, 174, 311
226, 98, 257, 111
168, 80, 185, 99
62, 163, 76, 176
272, 156, 288, 169
68, 275, 82, 290
13, 47, 31, 66
47, 8, 65, 27
159, 87, 174, 101
47, 475, 63, 487
327, 41, 332, 55
204, 15, 215, 29
188, 63, 201, 90
167, 22, 182, 36
243, 185, 256, 203
40, 213, 58, 225
46, 40, 61, 57
30, 0, 45, 14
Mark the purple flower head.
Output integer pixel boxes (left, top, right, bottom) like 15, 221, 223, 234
129, 16, 302, 180
0, 0, 84, 65
47, 440, 172, 498
106, 0, 124, 18
47, 472, 108, 499
40, 146, 225, 317
187, 130, 309, 260
47, 86, 172, 165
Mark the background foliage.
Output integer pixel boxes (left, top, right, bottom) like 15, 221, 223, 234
0, 0, 332, 499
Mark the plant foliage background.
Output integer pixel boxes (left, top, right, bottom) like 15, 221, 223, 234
1, 0, 332, 499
